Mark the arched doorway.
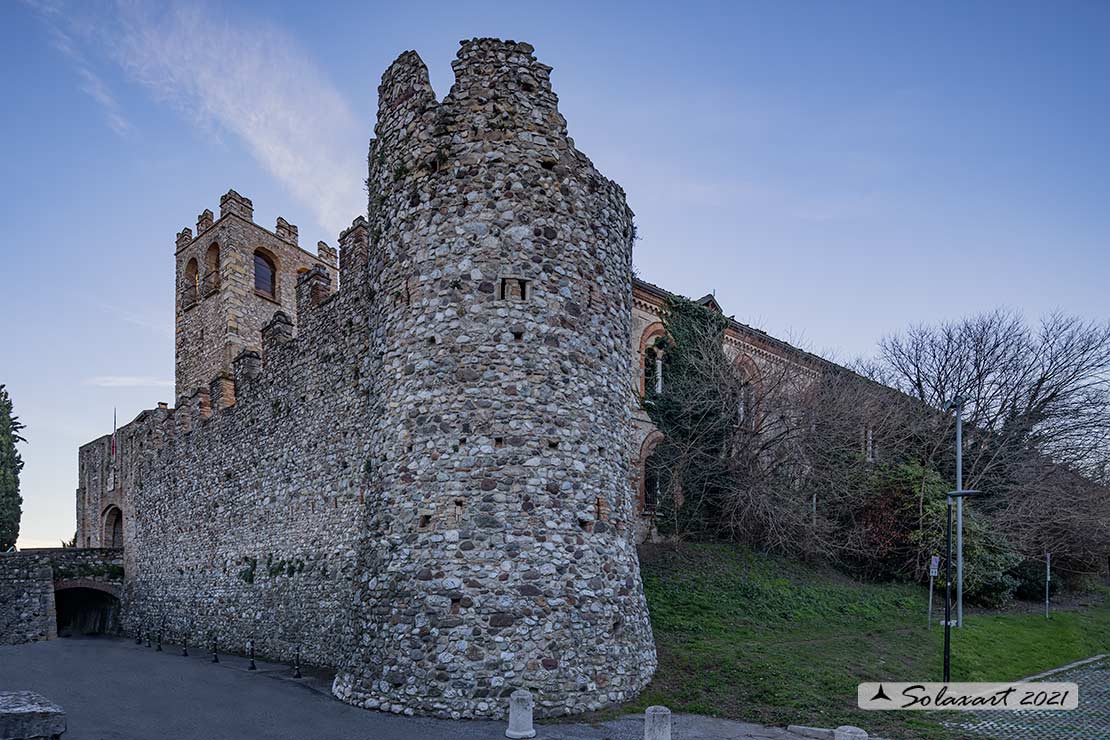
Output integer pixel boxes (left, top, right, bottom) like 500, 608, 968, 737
54, 583, 121, 636
637, 430, 666, 514
102, 506, 123, 548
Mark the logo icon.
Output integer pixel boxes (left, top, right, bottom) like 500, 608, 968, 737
870, 684, 892, 702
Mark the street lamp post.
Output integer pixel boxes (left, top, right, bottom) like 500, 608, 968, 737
944, 488, 978, 682
944, 396, 966, 628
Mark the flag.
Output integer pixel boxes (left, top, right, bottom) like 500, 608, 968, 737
111, 407, 117, 460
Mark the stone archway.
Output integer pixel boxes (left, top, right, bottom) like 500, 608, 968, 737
54, 582, 121, 636
102, 506, 123, 548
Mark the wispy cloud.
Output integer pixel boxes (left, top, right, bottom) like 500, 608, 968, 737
89, 299, 173, 339
23, 0, 132, 135
25, 0, 365, 235
83, 376, 174, 389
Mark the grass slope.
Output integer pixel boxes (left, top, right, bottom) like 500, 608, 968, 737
623, 543, 1109, 740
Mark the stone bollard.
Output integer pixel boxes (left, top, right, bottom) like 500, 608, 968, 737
833, 727, 868, 740
645, 705, 671, 740
505, 689, 536, 739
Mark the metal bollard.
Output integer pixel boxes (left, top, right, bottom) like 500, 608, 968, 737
156, 624, 163, 652
182, 633, 188, 657
247, 638, 257, 671
505, 689, 536, 739
211, 634, 219, 663
645, 705, 671, 740
135, 628, 143, 645
293, 646, 302, 679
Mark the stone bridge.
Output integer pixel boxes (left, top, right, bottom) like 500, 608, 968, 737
0, 548, 124, 645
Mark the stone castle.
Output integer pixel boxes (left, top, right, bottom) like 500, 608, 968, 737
68, 39, 827, 717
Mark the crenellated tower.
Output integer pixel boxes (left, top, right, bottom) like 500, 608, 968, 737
173, 190, 338, 400
332, 39, 656, 718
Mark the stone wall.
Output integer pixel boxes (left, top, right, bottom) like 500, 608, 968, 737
120, 245, 372, 668
331, 38, 656, 718
0, 549, 123, 645
93, 38, 655, 721
0, 558, 54, 645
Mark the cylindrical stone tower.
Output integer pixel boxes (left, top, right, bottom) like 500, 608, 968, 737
332, 38, 656, 718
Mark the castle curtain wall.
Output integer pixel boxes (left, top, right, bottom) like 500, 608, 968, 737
119, 248, 371, 670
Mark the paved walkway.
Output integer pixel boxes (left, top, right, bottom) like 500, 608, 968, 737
0, 637, 807, 740
944, 655, 1110, 740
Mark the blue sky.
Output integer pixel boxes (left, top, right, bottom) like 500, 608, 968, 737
3, 0, 1108, 547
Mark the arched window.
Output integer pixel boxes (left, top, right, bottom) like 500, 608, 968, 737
733, 356, 761, 431
102, 506, 123, 548
203, 243, 220, 294
639, 322, 667, 396
643, 453, 661, 513
254, 250, 276, 298
644, 343, 663, 394
183, 258, 199, 307
637, 430, 666, 514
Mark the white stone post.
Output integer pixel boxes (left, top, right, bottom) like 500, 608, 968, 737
654, 354, 664, 394
505, 689, 536, 739
645, 705, 671, 740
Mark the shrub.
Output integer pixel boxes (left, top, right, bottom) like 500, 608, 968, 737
1010, 558, 1058, 601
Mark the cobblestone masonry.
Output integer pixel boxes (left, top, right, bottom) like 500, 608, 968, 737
56, 39, 654, 720
58, 37, 844, 721
0, 560, 55, 646
330, 39, 655, 717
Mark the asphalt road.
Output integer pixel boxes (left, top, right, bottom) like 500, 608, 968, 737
0, 637, 805, 740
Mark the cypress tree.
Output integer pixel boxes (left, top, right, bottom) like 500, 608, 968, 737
0, 384, 25, 551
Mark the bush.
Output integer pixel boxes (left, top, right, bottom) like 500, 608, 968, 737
963, 547, 1021, 608
1010, 558, 1058, 601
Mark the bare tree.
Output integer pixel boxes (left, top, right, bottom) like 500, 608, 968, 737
875, 311, 1110, 488
872, 310, 1110, 578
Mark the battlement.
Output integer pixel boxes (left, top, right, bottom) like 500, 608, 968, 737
219, 189, 254, 221
173, 188, 351, 400
275, 217, 298, 245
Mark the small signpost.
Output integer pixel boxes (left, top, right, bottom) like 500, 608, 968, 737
1045, 552, 1051, 620
928, 555, 940, 627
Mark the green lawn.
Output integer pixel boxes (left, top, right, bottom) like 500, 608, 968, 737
618, 543, 1110, 740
